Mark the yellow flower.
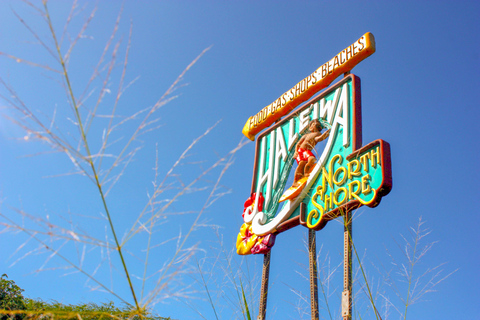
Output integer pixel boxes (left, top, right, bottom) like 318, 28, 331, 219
236, 223, 258, 255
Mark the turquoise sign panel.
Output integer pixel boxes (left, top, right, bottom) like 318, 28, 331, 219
246, 75, 363, 235
302, 139, 392, 230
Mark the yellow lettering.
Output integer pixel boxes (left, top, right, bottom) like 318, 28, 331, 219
306, 209, 323, 229
360, 153, 370, 172
370, 146, 381, 168
347, 159, 361, 179
348, 180, 361, 200
324, 154, 342, 190
321, 167, 333, 191
333, 187, 347, 206
324, 192, 333, 211
311, 190, 325, 213
316, 185, 325, 202
350, 186, 377, 206
361, 174, 372, 195
331, 154, 343, 168
331, 154, 343, 172
333, 166, 347, 186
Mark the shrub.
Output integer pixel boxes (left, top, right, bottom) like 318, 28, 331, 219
0, 274, 26, 320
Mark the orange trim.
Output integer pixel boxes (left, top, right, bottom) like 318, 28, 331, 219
242, 32, 375, 141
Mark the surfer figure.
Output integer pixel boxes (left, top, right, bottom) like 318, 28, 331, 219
292, 119, 330, 187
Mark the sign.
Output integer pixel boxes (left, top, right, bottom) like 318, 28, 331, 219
235, 33, 392, 320
242, 32, 376, 141
301, 139, 392, 230
237, 74, 392, 254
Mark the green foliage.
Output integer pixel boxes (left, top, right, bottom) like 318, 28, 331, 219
239, 281, 251, 320
24, 300, 171, 320
0, 274, 27, 320
1, 275, 170, 320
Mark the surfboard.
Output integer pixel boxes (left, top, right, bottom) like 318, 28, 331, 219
278, 176, 309, 203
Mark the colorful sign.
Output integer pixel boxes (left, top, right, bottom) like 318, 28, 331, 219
237, 74, 392, 255
236, 34, 391, 320
242, 32, 376, 141
301, 139, 392, 230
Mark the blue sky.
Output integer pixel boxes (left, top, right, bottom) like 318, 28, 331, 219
0, 1, 478, 319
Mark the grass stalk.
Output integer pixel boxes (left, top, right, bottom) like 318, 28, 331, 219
143, 141, 243, 306
343, 214, 382, 320
240, 279, 252, 320
195, 257, 219, 320
2, 3, 248, 318
402, 229, 419, 320
43, 0, 140, 310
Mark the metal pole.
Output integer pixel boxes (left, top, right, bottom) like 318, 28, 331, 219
342, 72, 353, 319
258, 251, 271, 320
309, 228, 319, 320
342, 211, 352, 319
301, 202, 320, 319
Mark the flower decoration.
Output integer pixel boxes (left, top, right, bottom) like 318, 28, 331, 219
236, 223, 276, 255
242, 192, 264, 220
237, 192, 275, 255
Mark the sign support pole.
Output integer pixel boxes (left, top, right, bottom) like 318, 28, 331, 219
309, 228, 319, 320
258, 251, 271, 320
342, 211, 353, 319
302, 203, 319, 320
342, 70, 353, 320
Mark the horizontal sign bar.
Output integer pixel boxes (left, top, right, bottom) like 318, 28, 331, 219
242, 32, 375, 141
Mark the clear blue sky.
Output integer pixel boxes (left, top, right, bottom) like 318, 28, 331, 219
0, 1, 478, 319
